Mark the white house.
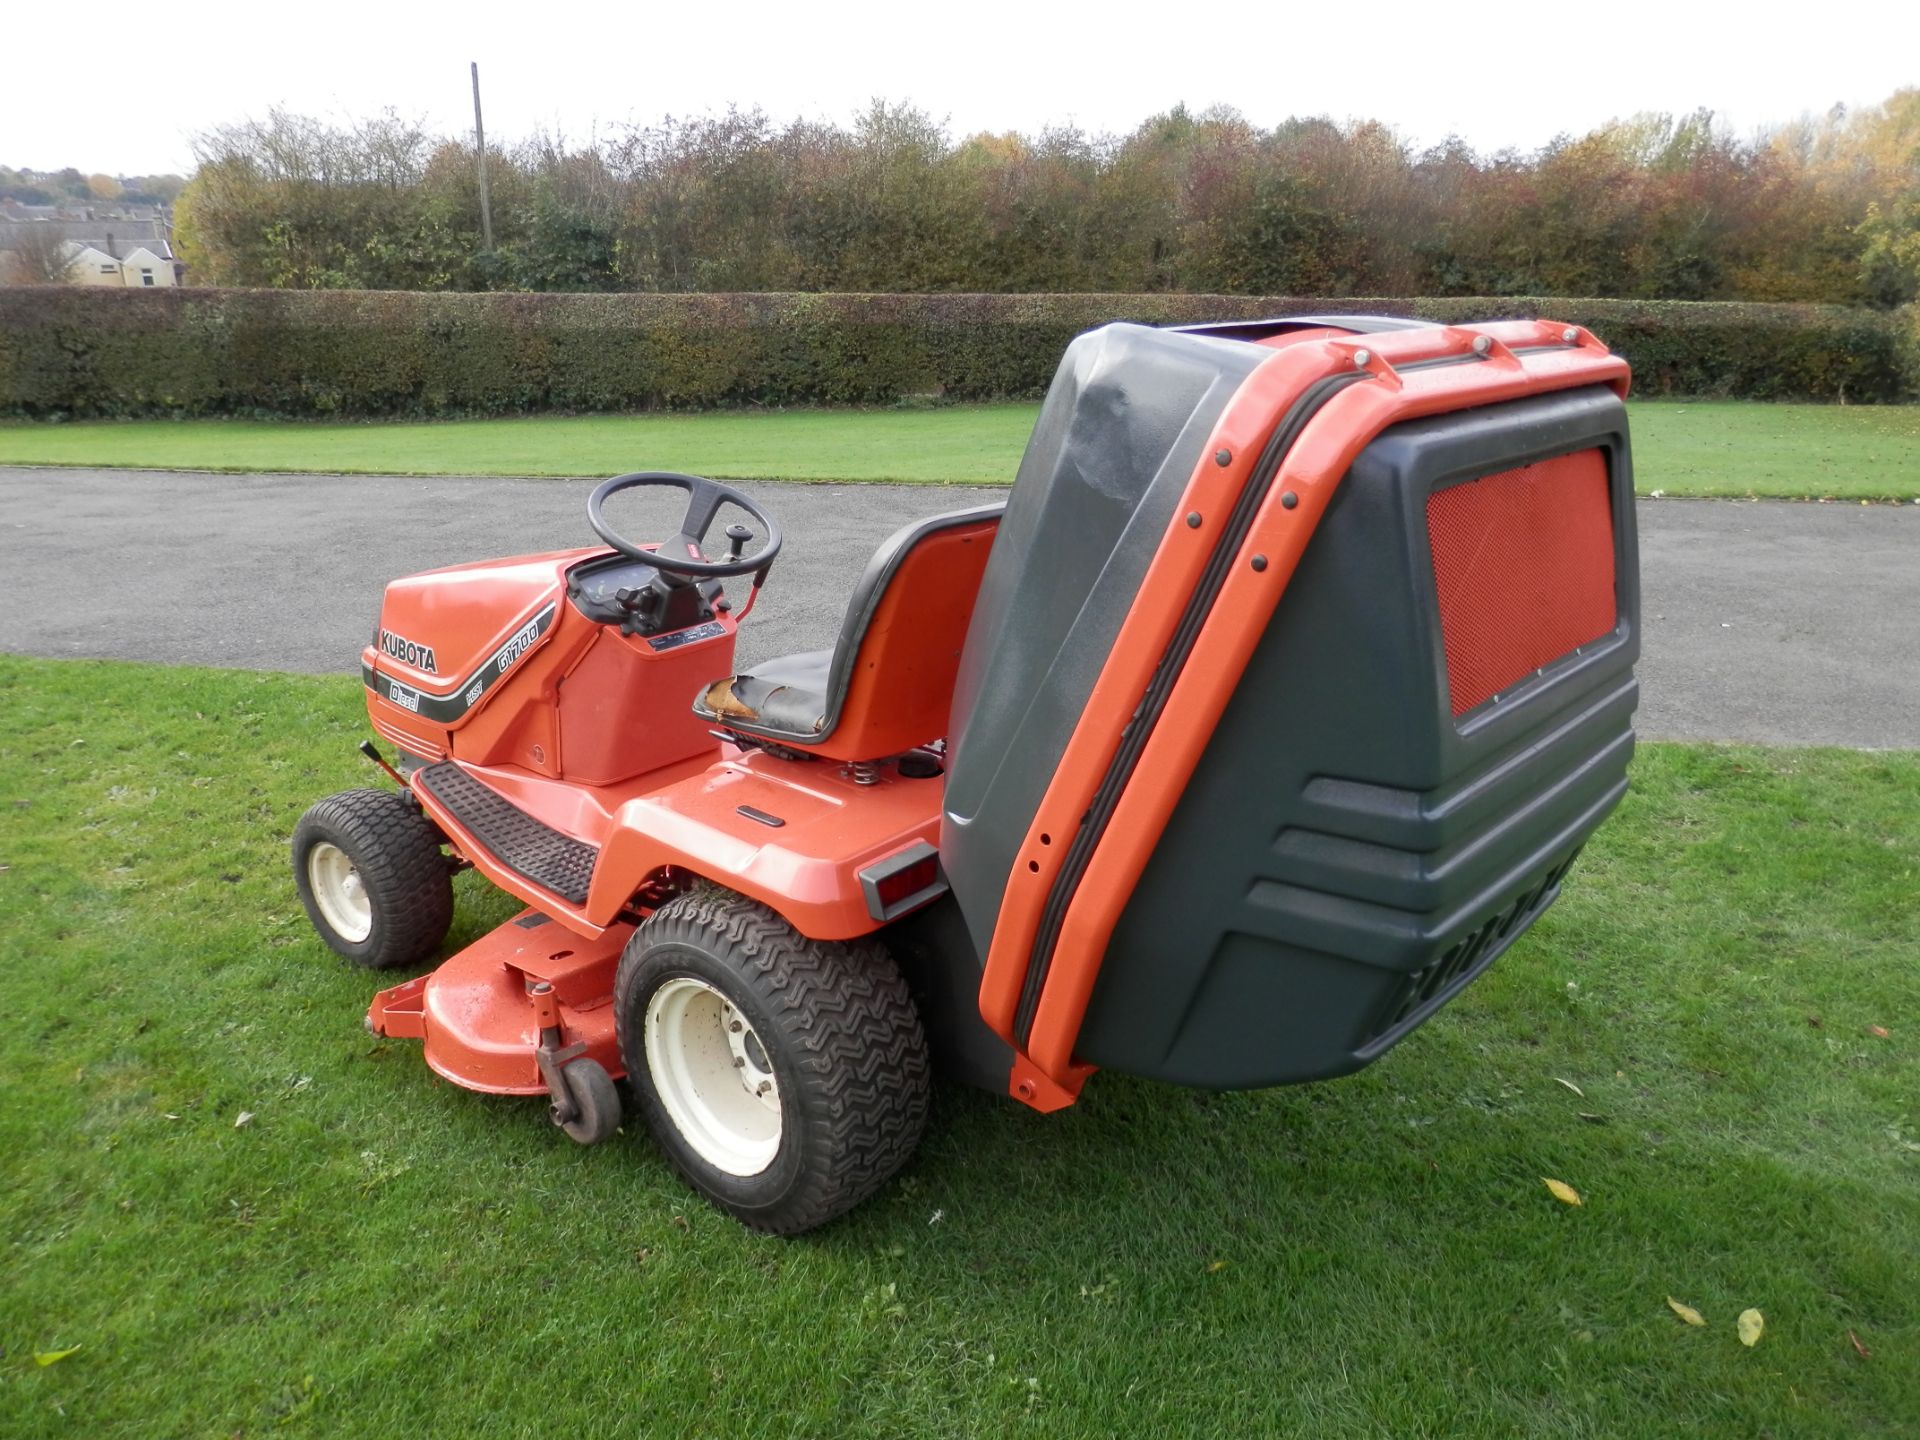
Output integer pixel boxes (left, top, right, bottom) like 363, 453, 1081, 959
119, 245, 172, 286
67, 243, 127, 285
62, 242, 177, 287
0, 215, 182, 286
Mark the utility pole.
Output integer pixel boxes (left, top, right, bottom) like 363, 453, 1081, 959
471, 61, 494, 250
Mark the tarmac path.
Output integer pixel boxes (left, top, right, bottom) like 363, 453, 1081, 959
2, 468, 1915, 749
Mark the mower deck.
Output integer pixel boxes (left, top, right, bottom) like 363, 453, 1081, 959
368, 909, 631, 1095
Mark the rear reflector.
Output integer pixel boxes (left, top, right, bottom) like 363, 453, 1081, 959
858, 842, 948, 922
1427, 448, 1617, 717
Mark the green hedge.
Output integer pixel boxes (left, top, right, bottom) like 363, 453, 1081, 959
0, 288, 1911, 419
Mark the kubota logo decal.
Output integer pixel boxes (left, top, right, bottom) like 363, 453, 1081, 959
362, 603, 555, 725
379, 629, 438, 674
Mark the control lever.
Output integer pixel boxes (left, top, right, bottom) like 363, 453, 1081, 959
724, 523, 754, 562
614, 585, 658, 617
732, 561, 774, 622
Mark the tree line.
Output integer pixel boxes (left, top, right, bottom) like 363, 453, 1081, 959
0, 166, 187, 208
171, 94, 1920, 305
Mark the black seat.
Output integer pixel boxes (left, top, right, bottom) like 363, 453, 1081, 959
695, 504, 1005, 761
702, 649, 835, 737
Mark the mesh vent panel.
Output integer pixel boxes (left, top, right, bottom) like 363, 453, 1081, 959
1427, 448, 1616, 717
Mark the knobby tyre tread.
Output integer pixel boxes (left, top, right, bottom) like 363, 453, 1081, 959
615, 887, 931, 1234
292, 787, 453, 969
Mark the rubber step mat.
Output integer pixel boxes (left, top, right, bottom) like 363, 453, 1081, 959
415, 763, 598, 904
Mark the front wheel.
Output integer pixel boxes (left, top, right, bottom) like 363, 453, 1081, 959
292, 788, 453, 970
615, 889, 931, 1234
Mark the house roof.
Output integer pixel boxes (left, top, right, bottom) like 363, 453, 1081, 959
0, 217, 174, 260
0, 200, 168, 222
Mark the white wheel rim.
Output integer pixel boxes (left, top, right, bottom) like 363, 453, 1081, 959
307, 841, 372, 944
645, 976, 782, 1177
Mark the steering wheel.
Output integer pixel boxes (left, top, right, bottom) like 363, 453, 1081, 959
586, 472, 782, 581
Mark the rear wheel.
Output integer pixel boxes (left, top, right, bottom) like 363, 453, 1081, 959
615, 888, 930, 1234
292, 788, 453, 969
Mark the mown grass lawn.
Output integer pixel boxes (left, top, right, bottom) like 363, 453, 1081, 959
1, 656, 1915, 1438
1, 401, 1916, 499
0, 405, 1040, 487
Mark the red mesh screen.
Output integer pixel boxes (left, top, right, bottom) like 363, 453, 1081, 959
1427, 448, 1616, 717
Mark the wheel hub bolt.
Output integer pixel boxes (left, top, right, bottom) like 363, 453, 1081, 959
729, 1020, 743, 1033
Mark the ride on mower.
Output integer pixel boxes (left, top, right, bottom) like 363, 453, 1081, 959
293, 315, 1641, 1233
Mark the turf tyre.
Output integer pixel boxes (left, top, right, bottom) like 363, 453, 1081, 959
292, 788, 453, 970
615, 888, 930, 1234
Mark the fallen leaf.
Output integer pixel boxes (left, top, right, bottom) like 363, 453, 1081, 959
1849, 1329, 1871, 1359
1667, 1297, 1708, 1327
234, 1111, 255, 1129
1806, 1015, 1823, 1029
1577, 1112, 1608, 1124
671, 1214, 690, 1233
1738, 1309, 1765, 1347
1869, 1025, 1890, 1039
1206, 1260, 1228, 1274
1543, 1177, 1583, 1207
1554, 1077, 1585, 1097
34, 1346, 81, 1367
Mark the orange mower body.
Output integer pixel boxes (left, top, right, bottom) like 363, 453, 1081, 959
293, 315, 1641, 1232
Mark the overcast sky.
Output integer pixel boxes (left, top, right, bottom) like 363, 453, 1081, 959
5, 1, 1916, 176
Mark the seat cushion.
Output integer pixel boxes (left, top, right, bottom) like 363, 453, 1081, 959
698, 650, 832, 740
695, 503, 1005, 760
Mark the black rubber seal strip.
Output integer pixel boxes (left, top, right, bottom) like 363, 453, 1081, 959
1012, 369, 1373, 1047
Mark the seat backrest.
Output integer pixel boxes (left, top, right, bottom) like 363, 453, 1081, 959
807, 503, 1006, 761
